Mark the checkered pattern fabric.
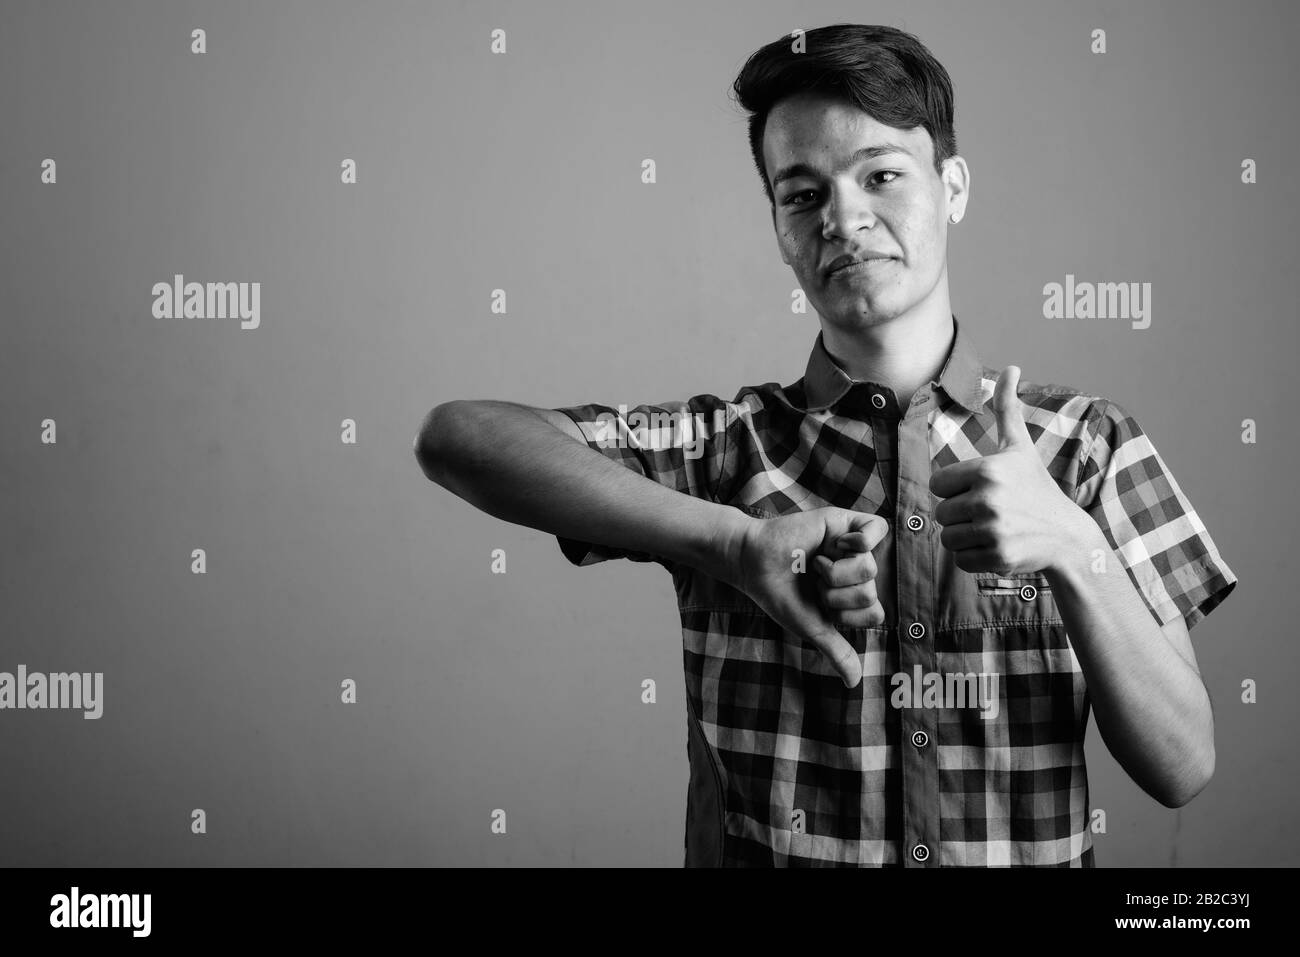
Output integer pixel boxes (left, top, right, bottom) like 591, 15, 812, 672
554, 316, 1237, 867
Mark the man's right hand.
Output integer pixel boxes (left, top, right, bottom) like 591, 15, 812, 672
720, 507, 889, 688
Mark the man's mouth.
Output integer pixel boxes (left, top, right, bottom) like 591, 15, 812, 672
827, 257, 895, 277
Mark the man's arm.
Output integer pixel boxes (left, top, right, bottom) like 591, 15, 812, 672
1045, 514, 1214, 809
413, 399, 749, 578
412, 399, 885, 686
930, 372, 1221, 808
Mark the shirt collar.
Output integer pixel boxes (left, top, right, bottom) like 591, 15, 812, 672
799, 314, 985, 415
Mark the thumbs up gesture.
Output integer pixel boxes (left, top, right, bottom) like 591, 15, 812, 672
928, 366, 1090, 576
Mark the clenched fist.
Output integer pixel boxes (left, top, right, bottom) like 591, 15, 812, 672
729, 507, 889, 688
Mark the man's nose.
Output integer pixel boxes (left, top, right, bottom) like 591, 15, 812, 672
821, 186, 878, 241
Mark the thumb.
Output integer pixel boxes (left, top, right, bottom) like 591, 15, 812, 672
780, 587, 863, 688
993, 365, 1032, 451
800, 618, 863, 689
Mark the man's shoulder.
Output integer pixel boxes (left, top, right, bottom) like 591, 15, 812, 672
670, 380, 807, 418
974, 366, 1129, 441
733, 379, 803, 407
978, 365, 1104, 404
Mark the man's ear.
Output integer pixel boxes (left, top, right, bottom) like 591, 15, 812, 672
942, 155, 971, 222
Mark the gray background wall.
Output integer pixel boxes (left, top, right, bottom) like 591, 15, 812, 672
1, 0, 1294, 866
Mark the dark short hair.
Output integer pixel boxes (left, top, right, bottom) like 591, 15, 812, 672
731, 23, 958, 206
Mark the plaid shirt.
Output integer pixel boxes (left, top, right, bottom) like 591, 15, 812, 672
553, 315, 1237, 867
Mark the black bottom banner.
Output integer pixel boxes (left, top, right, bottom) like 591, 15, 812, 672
0, 865, 1273, 943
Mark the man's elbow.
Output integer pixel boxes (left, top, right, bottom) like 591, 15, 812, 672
414, 400, 473, 484
1156, 743, 1215, 809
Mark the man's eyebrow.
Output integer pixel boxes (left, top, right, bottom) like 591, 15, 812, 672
771, 143, 914, 190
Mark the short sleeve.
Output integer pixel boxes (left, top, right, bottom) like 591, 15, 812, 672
1073, 399, 1237, 631
551, 394, 736, 568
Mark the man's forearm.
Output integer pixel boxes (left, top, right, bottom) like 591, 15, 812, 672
1044, 510, 1214, 807
415, 400, 752, 583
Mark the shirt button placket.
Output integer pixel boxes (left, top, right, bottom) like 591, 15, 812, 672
896, 387, 939, 867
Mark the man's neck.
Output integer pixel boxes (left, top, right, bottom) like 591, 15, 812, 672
820, 307, 956, 411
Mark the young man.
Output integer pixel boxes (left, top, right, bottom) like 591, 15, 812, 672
414, 24, 1237, 866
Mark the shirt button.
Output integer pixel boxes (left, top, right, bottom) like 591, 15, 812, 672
912, 843, 930, 863
906, 514, 925, 532
1019, 584, 1038, 601
908, 622, 926, 640
870, 393, 886, 410
911, 730, 929, 748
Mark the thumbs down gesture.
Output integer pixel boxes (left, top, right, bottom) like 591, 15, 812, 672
731, 507, 889, 689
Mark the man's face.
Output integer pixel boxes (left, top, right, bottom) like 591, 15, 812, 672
764, 92, 964, 333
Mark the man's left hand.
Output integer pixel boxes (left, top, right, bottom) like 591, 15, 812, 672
929, 365, 1094, 575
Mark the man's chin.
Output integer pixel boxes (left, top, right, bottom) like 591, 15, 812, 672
820, 303, 904, 331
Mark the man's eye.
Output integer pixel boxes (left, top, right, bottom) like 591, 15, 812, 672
784, 172, 900, 207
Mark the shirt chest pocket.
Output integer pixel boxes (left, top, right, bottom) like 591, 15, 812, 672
970, 572, 1061, 623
